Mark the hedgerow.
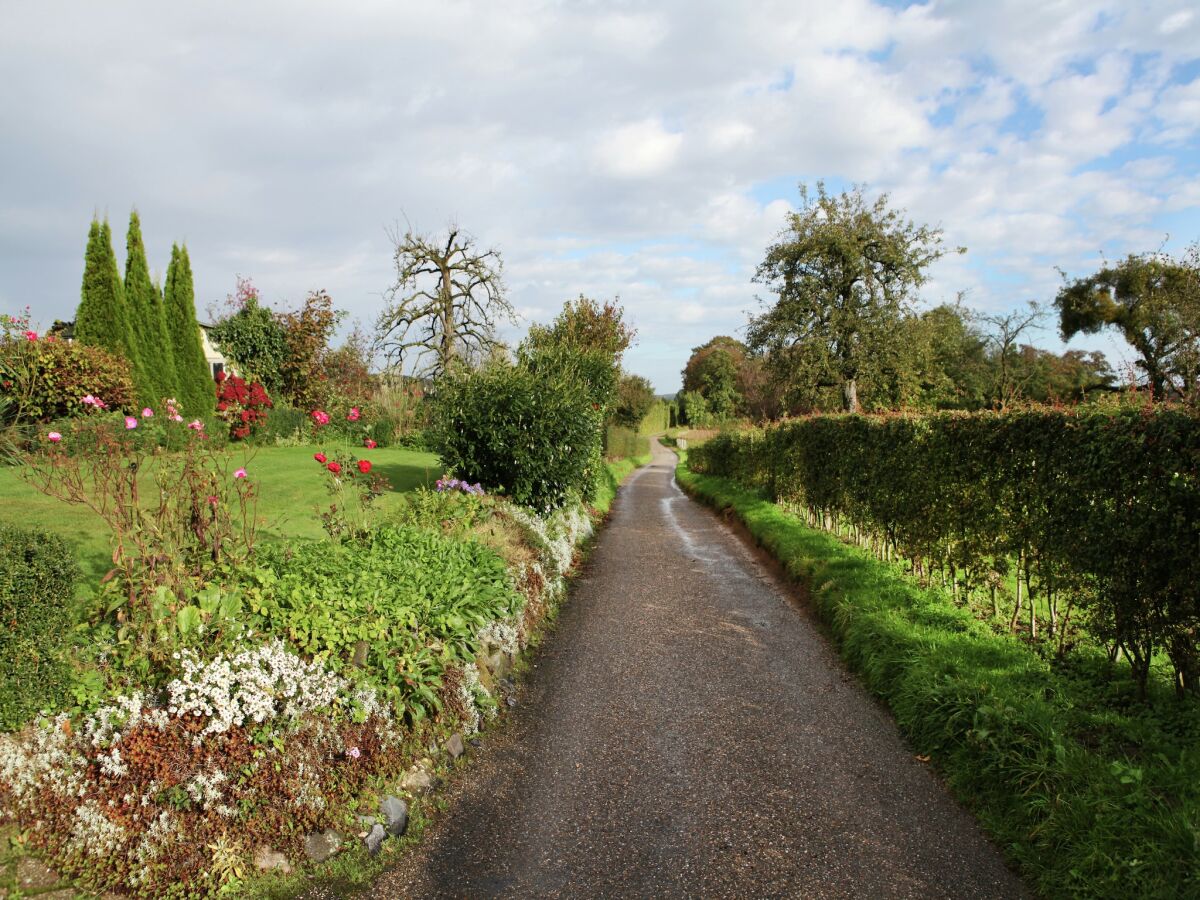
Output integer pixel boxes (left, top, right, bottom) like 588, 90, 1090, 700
676, 460, 1200, 899
690, 407, 1200, 697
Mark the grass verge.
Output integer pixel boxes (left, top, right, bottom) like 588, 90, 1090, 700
676, 457, 1200, 900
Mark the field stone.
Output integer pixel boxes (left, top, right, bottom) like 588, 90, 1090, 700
364, 823, 387, 857
380, 796, 408, 837
303, 829, 342, 863
17, 856, 61, 890
486, 650, 512, 679
252, 845, 292, 875
474, 655, 496, 692
401, 767, 434, 795
446, 732, 466, 759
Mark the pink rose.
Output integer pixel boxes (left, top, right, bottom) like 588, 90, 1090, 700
234, 467, 247, 479
347, 407, 360, 422
187, 420, 204, 431
141, 407, 154, 418
47, 431, 61, 443
24, 330, 37, 342
124, 416, 138, 430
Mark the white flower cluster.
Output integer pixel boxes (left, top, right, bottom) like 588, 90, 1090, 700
459, 663, 484, 734
506, 501, 592, 578
167, 641, 344, 737
131, 810, 175, 875
184, 767, 228, 812
477, 620, 520, 657
0, 715, 85, 803
83, 691, 166, 749
71, 799, 126, 858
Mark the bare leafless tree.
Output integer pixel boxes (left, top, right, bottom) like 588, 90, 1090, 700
375, 225, 515, 378
974, 301, 1047, 410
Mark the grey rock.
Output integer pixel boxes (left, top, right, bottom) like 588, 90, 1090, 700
253, 845, 293, 875
446, 732, 466, 759
303, 829, 342, 863
401, 767, 434, 795
381, 795, 409, 837
506, 695, 518, 708
17, 856, 60, 890
357, 813, 377, 829
365, 823, 387, 856
469, 737, 483, 749
486, 650, 512, 679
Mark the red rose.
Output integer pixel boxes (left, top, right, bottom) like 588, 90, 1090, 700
327, 462, 341, 474
314, 452, 327, 463
357, 459, 372, 474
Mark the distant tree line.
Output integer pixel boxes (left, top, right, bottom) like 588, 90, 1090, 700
676, 184, 1199, 423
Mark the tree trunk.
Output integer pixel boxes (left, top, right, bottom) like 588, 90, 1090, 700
842, 377, 859, 413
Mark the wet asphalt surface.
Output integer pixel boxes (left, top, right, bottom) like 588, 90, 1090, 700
363, 440, 1027, 899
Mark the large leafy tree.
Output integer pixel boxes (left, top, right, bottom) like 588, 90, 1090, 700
748, 183, 961, 412
375, 226, 515, 378
75, 218, 136, 366
681, 336, 745, 420
1054, 249, 1200, 398
163, 244, 213, 415
124, 211, 178, 405
520, 295, 634, 410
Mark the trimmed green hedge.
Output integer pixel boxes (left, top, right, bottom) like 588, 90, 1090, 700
677, 460, 1200, 899
0, 526, 78, 730
690, 409, 1200, 697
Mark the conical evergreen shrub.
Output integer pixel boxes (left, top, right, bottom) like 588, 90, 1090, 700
164, 244, 213, 415
124, 211, 178, 405
75, 218, 136, 366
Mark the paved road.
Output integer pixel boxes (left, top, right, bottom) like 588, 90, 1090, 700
367, 440, 1026, 899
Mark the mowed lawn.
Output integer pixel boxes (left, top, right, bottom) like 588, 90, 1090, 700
0, 445, 442, 587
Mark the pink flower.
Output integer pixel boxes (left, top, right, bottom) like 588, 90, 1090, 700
124, 416, 138, 430
24, 330, 37, 342
81, 394, 107, 409
314, 452, 327, 463
347, 747, 361, 760
364, 439, 377, 449
347, 407, 360, 422
47, 431, 61, 443
234, 467, 247, 479
311, 410, 330, 426
141, 407, 154, 418
171, 414, 183, 422
187, 420, 204, 431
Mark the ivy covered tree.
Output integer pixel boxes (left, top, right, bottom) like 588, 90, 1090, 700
124, 211, 177, 405
75, 218, 135, 366
748, 183, 962, 413
1055, 248, 1200, 399
207, 278, 288, 392
163, 244, 213, 415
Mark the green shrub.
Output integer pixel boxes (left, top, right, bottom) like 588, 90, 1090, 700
0, 332, 136, 424
429, 359, 604, 510
242, 525, 521, 720
253, 403, 308, 445
0, 526, 79, 730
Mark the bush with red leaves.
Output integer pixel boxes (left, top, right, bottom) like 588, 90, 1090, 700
214, 371, 273, 440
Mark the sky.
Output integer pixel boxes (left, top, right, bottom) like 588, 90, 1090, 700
1, 1, 1198, 394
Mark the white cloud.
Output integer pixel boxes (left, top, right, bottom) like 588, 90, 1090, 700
0, 0, 1197, 391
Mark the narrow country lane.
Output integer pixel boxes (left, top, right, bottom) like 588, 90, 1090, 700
366, 440, 1027, 899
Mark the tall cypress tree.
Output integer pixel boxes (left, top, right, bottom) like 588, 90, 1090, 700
124, 211, 178, 405
76, 217, 136, 365
164, 243, 213, 415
